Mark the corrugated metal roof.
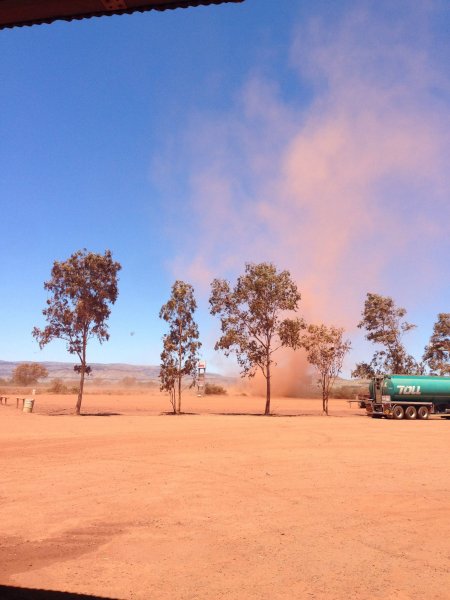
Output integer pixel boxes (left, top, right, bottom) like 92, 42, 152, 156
0, 0, 244, 30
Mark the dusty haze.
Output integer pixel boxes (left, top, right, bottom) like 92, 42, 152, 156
156, 3, 450, 379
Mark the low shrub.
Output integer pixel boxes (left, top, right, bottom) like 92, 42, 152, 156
48, 378, 69, 394
331, 385, 364, 399
204, 383, 227, 395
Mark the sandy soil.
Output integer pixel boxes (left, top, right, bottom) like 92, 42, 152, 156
1, 391, 449, 599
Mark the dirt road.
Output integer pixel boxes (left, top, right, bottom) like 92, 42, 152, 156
1, 392, 449, 599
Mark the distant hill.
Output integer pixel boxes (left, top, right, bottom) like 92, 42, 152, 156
0, 360, 233, 385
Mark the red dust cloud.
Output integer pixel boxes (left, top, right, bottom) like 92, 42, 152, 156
157, 5, 450, 387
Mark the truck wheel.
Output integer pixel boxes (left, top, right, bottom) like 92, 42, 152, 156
392, 405, 404, 420
417, 406, 429, 420
405, 405, 417, 420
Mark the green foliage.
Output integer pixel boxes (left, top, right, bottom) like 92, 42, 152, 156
159, 281, 201, 414
12, 363, 48, 385
352, 293, 419, 377
351, 362, 376, 379
33, 249, 121, 414
423, 313, 450, 375
204, 382, 227, 395
302, 324, 351, 414
209, 262, 305, 415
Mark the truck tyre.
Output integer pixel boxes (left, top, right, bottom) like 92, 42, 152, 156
405, 405, 417, 420
417, 406, 429, 420
392, 405, 404, 420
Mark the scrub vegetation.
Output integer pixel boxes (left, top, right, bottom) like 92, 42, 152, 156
30, 255, 449, 416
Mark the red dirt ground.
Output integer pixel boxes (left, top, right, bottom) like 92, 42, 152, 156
1, 391, 449, 599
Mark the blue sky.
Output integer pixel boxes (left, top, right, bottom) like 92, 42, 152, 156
1, 0, 449, 376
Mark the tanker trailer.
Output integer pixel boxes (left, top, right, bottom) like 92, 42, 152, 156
366, 375, 450, 420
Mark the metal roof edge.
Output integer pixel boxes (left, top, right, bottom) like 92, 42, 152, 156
0, 0, 244, 31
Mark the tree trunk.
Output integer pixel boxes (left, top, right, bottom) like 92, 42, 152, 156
177, 322, 182, 414
264, 358, 271, 415
322, 377, 329, 415
76, 363, 86, 415
178, 374, 182, 414
75, 335, 87, 416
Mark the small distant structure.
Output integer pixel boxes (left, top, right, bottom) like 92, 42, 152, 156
197, 360, 206, 397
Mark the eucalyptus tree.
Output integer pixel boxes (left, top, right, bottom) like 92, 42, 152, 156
159, 281, 201, 414
352, 293, 418, 378
33, 249, 121, 415
209, 262, 305, 415
302, 324, 351, 415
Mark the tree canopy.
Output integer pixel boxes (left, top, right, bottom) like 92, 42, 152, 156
12, 363, 48, 385
209, 262, 304, 415
423, 313, 450, 376
352, 293, 419, 378
33, 249, 121, 414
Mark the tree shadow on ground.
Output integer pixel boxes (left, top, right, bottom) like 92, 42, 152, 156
160, 411, 199, 416
41, 413, 74, 417
80, 412, 122, 417
213, 412, 351, 417
214, 412, 307, 417
0, 585, 121, 600
44, 412, 122, 417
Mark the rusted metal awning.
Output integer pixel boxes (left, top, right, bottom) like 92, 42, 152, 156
0, 0, 244, 30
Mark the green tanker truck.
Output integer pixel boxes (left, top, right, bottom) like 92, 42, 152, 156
364, 375, 450, 419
